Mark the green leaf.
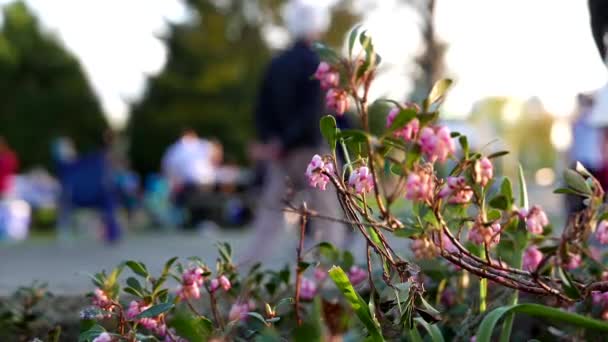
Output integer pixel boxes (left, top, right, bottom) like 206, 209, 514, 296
557, 267, 581, 300
78, 324, 105, 342
564, 169, 592, 196
348, 24, 362, 58
312, 42, 339, 63
500, 178, 513, 204
338, 129, 369, 143
328, 266, 385, 341
342, 251, 355, 269
216, 241, 232, 263
246, 312, 268, 324
575, 161, 593, 178
458, 136, 469, 159
414, 317, 445, 342
320, 115, 338, 151
487, 209, 502, 222
425, 79, 453, 112
553, 187, 585, 196
137, 303, 174, 319
517, 164, 528, 209
417, 112, 440, 126
394, 226, 424, 238
127, 277, 143, 293
123, 287, 144, 298
125, 261, 149, 278
489, 195, 509, 211
487, 151, 509, 159
162, 257, 178, 276
387, 108, 417, 133
476, 303, 608, 342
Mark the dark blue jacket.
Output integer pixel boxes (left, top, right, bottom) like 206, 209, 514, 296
255, 40, 323, 151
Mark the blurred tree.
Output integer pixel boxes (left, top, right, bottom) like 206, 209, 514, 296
128, 0, 358, 175
0, 1, 108, 169
404, 0, 447, 103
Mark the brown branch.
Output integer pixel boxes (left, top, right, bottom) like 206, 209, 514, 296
294, 203, 307, 326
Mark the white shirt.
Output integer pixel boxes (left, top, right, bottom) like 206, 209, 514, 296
162, 137, 216, 187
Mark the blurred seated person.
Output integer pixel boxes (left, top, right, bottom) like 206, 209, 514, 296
162, 129, 221, 227
52, 135, 122, 243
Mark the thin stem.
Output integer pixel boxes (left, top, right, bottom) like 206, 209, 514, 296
209, 291, 224, 330
294, 205, 307, 326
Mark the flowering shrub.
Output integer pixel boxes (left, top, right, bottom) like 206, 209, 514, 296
77, 27, 608, 341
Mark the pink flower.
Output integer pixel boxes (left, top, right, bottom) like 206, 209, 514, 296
178, 283, 201, 300
126, 300, 149, 320
597, 220, 608, 245
468, 217, 501, 247
326, 88, 349, 115
314, 267, 327, 281
474, 157, 493, 187
314, 62, 339, 90
522, 205, 549, 235
523, 246, 543, 271
182, 267, 204, 286
592, 291, 608, 306
218, 275, 231, 291
92, 288, 114, 310
229, 302, 251, 321
439, 176, 473, 204
93, 332, 113, 342
348, 166, 374, 194
419, 126, 455, 163
209, 275, 231, 292
565, 253, 582, 270
305, 154, 334, 190
386, 107, 420, 141
405, 168, 435, 202
348, 266, 367, 286
299, 277, 317, 301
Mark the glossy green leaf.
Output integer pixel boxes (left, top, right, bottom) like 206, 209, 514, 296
414, 317, 445, 342
458, 136, 469, 159
557, 267, 581, 300
476, 303, 608, 342
320, 115, 338, 151
328, 266, 385, 341
137, 302, 174, 319
564, 169, 592, 196
425, 79, 453, 111
489, 195, 509, 211
338, 129, 369, 144
487, 151, 509, 159
517, 164, 528, 209
348, 24, 362, 57
125, 261, 148, 278
387, 108, 416, 133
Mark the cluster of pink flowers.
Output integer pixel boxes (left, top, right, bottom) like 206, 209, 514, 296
474, 157, 493, 187
348, 265, 367, 286
419, 126, 455, 163
305, 154, 334, 190
405, 167, 435, 202
592, 291, 608, 320
126, 300, 167, 337
326, 88, 349, 116
519, 205, 549, 235
228, 301, 254, 322
209, 275, 232, 293
523, 246, 543, 271
439, 176, 473, 204
597, 220, 608, 244
315, 62, 349, 115
92, 332, 112, 342
92, 288, 115, 311
348, 165, 374, 194
177, 266, 205, 300
468, 217, 501, 246
299, 277, 317, 301
386, 107, 420, 141
314, 62, 339, 90
314, 267, 327, 281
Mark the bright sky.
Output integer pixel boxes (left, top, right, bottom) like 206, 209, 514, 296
1, 0, 606, 126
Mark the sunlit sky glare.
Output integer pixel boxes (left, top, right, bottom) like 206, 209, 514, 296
1, 0, 606, 127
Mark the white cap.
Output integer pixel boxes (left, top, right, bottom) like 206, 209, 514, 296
282, 0, 330, 39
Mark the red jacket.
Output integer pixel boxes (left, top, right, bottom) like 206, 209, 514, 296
0, 149, 18, 194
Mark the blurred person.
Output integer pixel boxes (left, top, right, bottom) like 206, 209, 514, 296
53, 134, 122, 243
0, 137, 19, 198
161, 129, 220, 227
244, 0, 345, 262
567, 94, 603, 214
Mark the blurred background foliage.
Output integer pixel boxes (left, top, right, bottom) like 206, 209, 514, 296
0, 1, 108, 169
127, 0, 358, 174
